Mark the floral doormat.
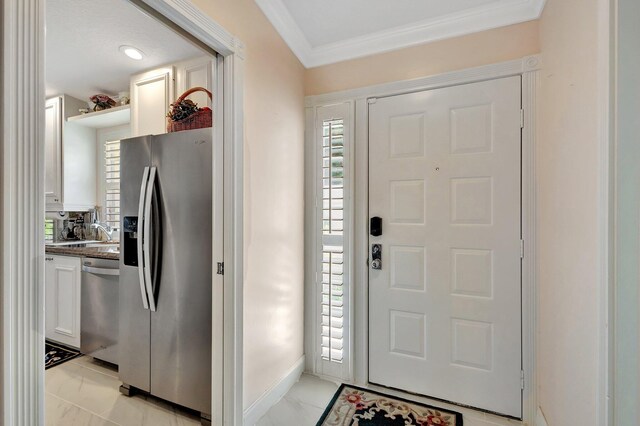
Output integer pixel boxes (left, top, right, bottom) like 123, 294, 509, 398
45, 341, 80, 369
317, 384, 463, 426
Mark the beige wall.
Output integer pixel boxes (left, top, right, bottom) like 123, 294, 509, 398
304, 21, 540, 96
537, 0, 601, 424
190, 0, 306, 409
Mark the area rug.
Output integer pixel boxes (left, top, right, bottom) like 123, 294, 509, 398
317, 384, 463, 426
45, 341, 80, 369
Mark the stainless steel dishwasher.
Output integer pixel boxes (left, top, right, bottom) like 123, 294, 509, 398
81, 257, 119, 365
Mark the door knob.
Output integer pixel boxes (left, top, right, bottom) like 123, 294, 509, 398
371, 244, 382, 270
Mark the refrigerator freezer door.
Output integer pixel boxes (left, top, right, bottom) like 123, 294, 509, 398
150, 128, 213, 414
119, 135, 152, 392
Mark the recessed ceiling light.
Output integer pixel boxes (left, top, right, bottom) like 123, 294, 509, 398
119, 45, 144, 61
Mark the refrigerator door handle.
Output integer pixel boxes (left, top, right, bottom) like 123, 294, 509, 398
137, 167, 151, 310
143, 166, 158, 312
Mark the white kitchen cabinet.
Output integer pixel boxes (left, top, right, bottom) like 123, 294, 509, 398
175, 56, 214, 109
45, 255, 81, 348
131, 66, 175, 137
130, 56, 214, 137
45, 95, 97, 211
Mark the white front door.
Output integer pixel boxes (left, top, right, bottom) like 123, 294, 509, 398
368, 76, 523, 418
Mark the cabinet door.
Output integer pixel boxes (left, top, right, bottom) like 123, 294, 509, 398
45, 255, 81, 348
131, 67, 174, 137
175, 56, 213, 109
45, 97, 63, 206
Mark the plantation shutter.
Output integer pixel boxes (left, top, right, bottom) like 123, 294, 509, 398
104, 139, 121, 230
315, 103, 352, 379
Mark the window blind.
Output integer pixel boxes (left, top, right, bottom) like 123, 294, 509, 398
320, 119, 345, 364
104, 140, 121, 230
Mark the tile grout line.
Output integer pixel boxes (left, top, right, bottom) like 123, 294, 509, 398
45, 391, 122, 426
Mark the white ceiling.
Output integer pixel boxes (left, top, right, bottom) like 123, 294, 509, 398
256, 0, 546, 68
46, 0, 204, 102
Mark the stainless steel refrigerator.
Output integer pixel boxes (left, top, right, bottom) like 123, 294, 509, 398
119, 128, 212, 424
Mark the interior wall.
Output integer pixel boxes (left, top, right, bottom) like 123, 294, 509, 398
304, 21, 540, 96
614, 0, 640, 422
190, 0, 306, 410
537, 0, 602, 424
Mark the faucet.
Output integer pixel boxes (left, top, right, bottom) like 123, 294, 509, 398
91, 223, 115, 242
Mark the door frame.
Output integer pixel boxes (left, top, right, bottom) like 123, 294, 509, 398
305, 55, 540, 423
1, 0, 244, 424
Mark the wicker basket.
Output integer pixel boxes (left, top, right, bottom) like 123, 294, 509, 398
167, 87, 213, 133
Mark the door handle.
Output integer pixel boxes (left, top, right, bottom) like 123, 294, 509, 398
143, 167, 157, 312
82, 265, 120, 276
371, 244, 382, 270
137, 167, 150, 310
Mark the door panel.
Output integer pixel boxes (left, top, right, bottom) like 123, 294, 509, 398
119, 136, 152, 392
150, 129, 212, 414
45, 97, 62, 204
45, 255, 81, 348
368, 76, 522, 417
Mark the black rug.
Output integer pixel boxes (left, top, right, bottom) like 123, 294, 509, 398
317, 384, 463, 426
45, 341, 80, 369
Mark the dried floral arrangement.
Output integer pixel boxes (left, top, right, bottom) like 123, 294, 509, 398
89, 94, 117, 111
167, 99, 212, 122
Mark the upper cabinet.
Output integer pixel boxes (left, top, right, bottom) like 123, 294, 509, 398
45, 97, 63, 204
130, 56, 214, 137
45, 95, 97, 212
131, 66, 175, 137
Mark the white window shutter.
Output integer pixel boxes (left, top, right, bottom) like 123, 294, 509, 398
104, 139, 121, 230
315, 104, 352, 380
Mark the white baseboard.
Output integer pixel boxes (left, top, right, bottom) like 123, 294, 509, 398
243, 355, 305, 426
536, 407, 549, 426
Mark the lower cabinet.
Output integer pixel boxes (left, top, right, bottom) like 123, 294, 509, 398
45, 255, 81, 348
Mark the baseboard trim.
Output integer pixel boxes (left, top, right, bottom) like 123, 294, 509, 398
536, 407, 549, 426
243, 355, 306, 426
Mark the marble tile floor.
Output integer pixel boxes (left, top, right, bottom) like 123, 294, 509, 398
45, 355, 200, 426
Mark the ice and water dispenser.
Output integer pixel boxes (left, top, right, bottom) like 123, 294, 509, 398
122, 216, 139, 266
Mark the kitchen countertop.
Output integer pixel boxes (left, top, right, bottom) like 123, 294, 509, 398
45, 244, 120, 261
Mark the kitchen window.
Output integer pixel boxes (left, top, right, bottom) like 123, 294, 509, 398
104, 139, 121, 230
97, 126, 129, 234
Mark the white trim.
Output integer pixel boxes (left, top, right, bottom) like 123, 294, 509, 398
242, 355, 305, 426
256, 0, 546, 68
596, 0, 614, 425
522, 66, 539, 424
1, 1, 245, 425
305, 55, 540, 424
2, 0, 46, 425
306, 55, 541, 107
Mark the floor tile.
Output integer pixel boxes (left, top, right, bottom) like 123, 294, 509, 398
45, 362, 122, 416
70, 355, 119, 379
256, 397, 324, 426
99, 394, 201, 426
283, 375, 340, 409
45, 393, 118, 426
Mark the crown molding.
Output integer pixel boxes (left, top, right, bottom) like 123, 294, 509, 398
256, 0, 547, 68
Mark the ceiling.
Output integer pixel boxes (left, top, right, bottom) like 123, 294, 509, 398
46, 0, 205, 102
256, 0, 546, 68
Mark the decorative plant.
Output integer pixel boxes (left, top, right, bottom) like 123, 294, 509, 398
89, 94, 117, 111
